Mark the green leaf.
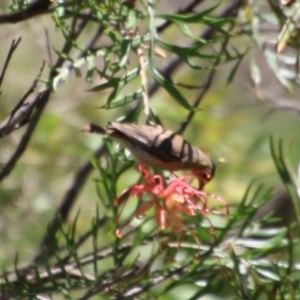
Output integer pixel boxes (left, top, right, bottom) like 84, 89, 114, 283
90, 68, 140, 107
86, 54, 95, 82
255, 268, 281, 281
264, 49, 294, 93
244, 226, 287, 238
249, 49, 261, 86
52, 67, 70, 90
125, 8, 139, 29
131, 32, 151, 48
90, 67, 139, 92
101, 88, 143, 109
152, 68, 194, 111
170, 20, 208, 43
89, 77, 120, 92
118, 40, 131, 67
270, 137, 300, 233
276, 3, 300, 54
156, 39, 217, 69
235, 234, 287, 248
227, 50, 247, 83
158, 4, 234, 37
157, 4, 220, 23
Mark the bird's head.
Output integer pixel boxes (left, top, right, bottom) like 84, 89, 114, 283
193, 162, 216, 189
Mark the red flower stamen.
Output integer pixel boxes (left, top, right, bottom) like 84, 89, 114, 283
114, 165, 229, 256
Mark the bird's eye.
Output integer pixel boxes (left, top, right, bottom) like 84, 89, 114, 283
193, 169, 214, 188
199, 171, 213, 185
204, 173, 212, 180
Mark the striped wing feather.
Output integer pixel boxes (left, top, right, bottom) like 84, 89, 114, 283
109, 122, 192, 163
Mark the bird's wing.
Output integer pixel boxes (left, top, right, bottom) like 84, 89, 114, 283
110, 122, 192, 163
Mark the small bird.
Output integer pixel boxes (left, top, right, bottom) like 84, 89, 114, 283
82, 122, 215, 186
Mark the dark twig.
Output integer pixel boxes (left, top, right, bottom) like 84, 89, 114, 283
0, 90, 50, 183
0, 61, 46, 138
1, 225, 156, 284
78, 255, 188, 300
44, 28, 53, 66
0, 0, 53, 24
0, 38, 22, 90
0, 19, 88, 183
120, 265, 187, 299
177, 69, 216, 135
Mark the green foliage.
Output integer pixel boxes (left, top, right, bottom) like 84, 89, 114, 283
1, 165, 299, 299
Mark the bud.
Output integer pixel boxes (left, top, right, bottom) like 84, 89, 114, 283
82, 122, 215, 186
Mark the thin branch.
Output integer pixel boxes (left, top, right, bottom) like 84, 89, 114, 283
0, 0, 53, 24
0, 38, 22, 90
0, 20, 88, 183
2, 228, 145, 285
120, 265, 187, 299
81, 252, 188, 300
0, 90, 50, 182
44, 28, 53, 66
0, 61, 46, 138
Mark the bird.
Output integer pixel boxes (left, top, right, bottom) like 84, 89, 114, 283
82, 122, 215, 186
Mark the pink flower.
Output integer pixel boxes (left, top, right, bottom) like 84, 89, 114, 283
114, 165, 228, 254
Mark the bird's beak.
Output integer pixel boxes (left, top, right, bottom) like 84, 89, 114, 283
198, 179, 204, 190
195, 170, 213, 190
